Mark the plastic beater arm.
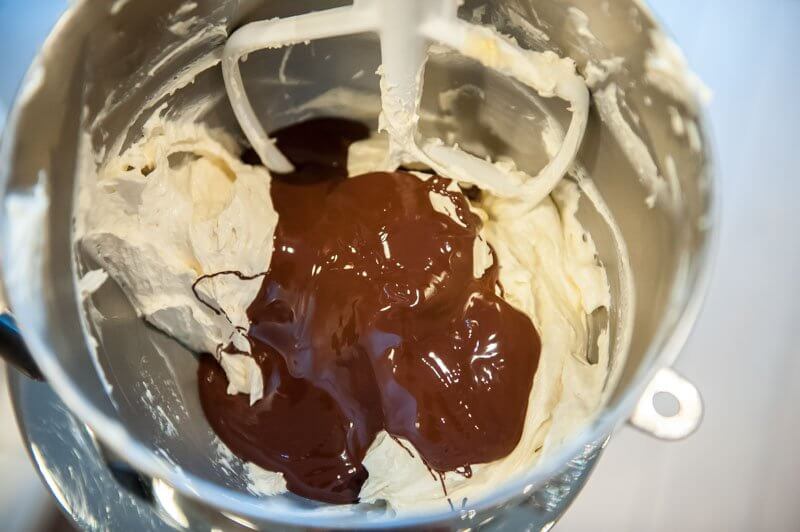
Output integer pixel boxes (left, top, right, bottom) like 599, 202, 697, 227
222, 5, 377, 173
420, 17, 590, 204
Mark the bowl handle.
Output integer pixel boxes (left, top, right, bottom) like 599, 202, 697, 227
0, 313, 43, 380
628, 367, 703, 440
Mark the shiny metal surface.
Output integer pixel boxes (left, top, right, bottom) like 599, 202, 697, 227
9, 371, 177, 532
0, 0, 714, 529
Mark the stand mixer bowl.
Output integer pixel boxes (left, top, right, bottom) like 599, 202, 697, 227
0, 0, 715, 529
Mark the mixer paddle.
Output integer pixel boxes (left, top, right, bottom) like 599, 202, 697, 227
222, 0, 590, 205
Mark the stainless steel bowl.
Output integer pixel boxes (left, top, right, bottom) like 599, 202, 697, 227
0, 0, 715, 529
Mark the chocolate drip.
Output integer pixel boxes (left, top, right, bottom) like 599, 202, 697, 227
192, 270, 267, 318
198, 118, 541, 504
390, 435, 415, 458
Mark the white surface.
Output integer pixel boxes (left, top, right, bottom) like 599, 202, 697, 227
561, 1, 800, 530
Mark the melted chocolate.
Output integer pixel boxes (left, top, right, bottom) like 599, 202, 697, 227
198, 118, 541, 504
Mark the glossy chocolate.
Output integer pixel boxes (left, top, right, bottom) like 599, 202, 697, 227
198, 119, 540, 504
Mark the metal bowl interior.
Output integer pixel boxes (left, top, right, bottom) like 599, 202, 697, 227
0, 0, 715, 528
